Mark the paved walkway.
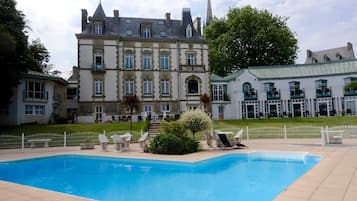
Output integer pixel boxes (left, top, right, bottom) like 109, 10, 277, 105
0, 139, 356, 201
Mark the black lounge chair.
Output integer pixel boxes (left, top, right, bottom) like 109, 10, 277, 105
218, 133, 247, 149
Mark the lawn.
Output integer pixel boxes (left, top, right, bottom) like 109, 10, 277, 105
1, 116, 356, 148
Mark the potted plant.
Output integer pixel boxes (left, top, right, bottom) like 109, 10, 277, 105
80, 137, 95, 150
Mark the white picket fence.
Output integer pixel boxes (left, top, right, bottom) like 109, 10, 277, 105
0, 130, 142, 151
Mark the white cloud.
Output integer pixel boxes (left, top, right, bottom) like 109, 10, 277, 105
16, 0, 357, 72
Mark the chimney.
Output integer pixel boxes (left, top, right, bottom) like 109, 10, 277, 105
347, 42, 353, 50
81, 9, 88, 31
114, 10, 119, 19
165, 12, 171, 24
193, 17, 201, 36
307, 49, 312, 57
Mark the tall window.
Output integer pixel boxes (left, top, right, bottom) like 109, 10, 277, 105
161, 104, 170, 112
188, 79, 199, 94
94, 23, 103, 35
315, 79, 327, 89
143, 80, 152, 96
124, 53, 134, 69
94, 52, 104, 70
25, 105, 45, 115
95, 106, 103, 122
161, 80, 170, 96
125, 80, 134, 96
94, 80, 104, 96
25, 81, 45, 99
142, 27, 151, 38
264, 82, 275, 92
66, 88, 77, 99
212, 84, 224, 101
160, 55, 169, 70
186, 24, 192, 38
187, 53, 195, 65
143, 54, 152, 70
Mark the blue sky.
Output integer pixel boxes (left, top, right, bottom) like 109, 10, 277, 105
17, 0, 357, 73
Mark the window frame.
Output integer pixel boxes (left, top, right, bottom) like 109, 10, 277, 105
160, 79, 170, 96
143, 79, 153, 96
187, 79, 199, 94
160, 54, 170, 70
125, 80, 135, 96
187, 53, 195, 65
143, 54, 152, 70
124, 53, 134, 70
142, 27, 151, 38
94, 80, 104, 96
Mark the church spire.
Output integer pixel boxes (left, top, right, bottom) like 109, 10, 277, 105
206, 0, 213, 25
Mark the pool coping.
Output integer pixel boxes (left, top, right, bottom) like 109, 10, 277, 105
0, 139, 356, 201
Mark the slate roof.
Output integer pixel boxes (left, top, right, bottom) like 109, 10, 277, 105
305, 43, 355, 64
249, 59, 357, 79
211, 59, 357, 81
24, 70, 67, 84
78, 4, 205, 42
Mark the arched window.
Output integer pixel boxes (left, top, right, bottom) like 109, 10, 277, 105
186, 24, 192, 38
242, 82, 251, 93
188, 79, 198, 94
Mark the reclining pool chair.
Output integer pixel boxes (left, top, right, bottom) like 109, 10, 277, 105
234, 129, 247, 148
98, 134, 109, 151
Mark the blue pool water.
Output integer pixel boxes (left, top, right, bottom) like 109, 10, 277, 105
0, 152, 320, 201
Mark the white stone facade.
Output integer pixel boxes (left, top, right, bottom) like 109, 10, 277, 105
211, 60, 357, 120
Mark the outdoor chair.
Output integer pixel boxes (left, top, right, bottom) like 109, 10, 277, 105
138, 132, 149, 150
98, 134, 109, 151
111, 134, 125, 152
120, 132, 132, 150
234, 129, 247, 148
321, 128, 343, 145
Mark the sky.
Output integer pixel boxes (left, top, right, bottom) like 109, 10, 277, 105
16, 0, 357, 73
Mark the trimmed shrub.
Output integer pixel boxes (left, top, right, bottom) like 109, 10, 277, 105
160, 121, 188, 138
179, 109, 212, 138
149, 133, 184, 154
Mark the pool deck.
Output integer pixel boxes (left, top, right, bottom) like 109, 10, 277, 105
0, 138, 356, 201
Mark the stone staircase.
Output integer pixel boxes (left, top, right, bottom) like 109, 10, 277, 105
148, 121, 161, 137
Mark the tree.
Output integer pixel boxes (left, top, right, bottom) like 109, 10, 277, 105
26, 39, 52, 73
123, 95, 140, 132
205, 6, 298, 76
200, 93, 211, 112
0, 0, 29, 107
179, 109, 212, 138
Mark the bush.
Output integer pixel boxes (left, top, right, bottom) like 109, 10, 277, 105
179, 109, 212, 138
160, 121, 188, 138
149, 134, 199, 155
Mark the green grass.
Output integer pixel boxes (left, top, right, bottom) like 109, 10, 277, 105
1, 116, 356, 148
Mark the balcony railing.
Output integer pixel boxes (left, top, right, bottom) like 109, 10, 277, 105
91, 64, 106, 72
316, 87, 332, 98
290, 89, 305, 99
244, 90, 258, 100
267, 89, 280, 100
23, 90, 48, 102
344, 89, 357, 96
179, 65, 205, 72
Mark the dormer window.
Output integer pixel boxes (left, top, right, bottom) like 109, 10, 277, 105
142, 27, 151, 38
94, 23, 103, 35
312, 58, 318, 63
186, 24, 192, 38
324, 55, 330, 62
336, 53, 343, 60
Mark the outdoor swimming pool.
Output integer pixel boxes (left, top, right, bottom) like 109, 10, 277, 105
0, 152, 320, 201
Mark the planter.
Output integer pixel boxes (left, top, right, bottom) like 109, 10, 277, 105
80, 143, 95, 150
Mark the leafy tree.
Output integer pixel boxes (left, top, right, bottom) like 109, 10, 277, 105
344, 82, 357, 91
179, 109, 212, 138
205, 6, 298, 76
123, 95, 140, 132
0, 0, 29, 107
26, 39, 52, 73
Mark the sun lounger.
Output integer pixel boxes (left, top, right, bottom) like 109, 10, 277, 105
98, 134, 109, 151
214, 130, 247, 149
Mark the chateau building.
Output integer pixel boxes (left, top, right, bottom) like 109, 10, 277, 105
211, 47, 357, 120
76, 3, 210, 123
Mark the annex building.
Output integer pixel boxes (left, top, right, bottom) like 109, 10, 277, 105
211, 43, 357, 120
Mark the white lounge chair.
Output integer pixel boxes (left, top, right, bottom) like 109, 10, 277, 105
138, 132, 149, 150
98, 134, 109, 151
111, 134, 124, 152
119, 132, 132, 150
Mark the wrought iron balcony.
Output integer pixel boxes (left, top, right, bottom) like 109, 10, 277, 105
91, 64, 106, 72
244, 90, 258, 100
344, 89, 357, 96
267, 89, 280, 100
316, 87, 331, 98
290, 89, 305, 99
